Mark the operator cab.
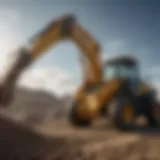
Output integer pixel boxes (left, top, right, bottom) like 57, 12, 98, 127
103, 56, 141, 88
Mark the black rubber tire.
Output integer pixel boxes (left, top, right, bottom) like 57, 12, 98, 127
69, 101, 92, 128
141, 95, 159, 128
108, 99, 136, 131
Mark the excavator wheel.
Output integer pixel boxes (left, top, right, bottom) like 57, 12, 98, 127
139, 94, 160, 128
108, 98, 136, 131
69, 101, 92, 128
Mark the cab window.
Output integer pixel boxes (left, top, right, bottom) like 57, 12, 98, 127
103, 65, 118, 81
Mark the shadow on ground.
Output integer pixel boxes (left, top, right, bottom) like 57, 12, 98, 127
0, 115, 83, 160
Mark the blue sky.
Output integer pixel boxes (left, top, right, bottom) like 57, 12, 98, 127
0, 0, 160, 83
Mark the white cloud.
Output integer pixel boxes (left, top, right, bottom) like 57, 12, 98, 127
18, 66, 80, 97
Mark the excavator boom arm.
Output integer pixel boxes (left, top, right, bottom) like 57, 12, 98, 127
25, 15, 102, 84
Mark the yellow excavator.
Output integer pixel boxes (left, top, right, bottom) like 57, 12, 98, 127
71, 55, 160, 130
0, 14, 159, 130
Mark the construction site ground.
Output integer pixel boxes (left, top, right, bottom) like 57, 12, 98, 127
0, 113, 160, 160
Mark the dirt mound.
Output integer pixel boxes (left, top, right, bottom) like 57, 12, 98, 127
0, 115, 160, 160
36, 120, 160, 160
3, 87, 72, 124
0, 114, 84, 160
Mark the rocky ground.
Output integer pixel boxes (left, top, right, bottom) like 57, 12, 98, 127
0, 87, 160, 160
